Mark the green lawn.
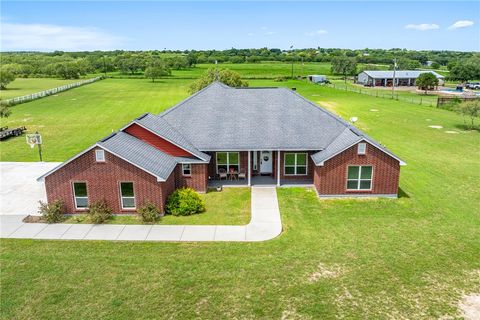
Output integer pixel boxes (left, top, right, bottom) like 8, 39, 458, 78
0, 78, 88, 100
1, 77, 479, 318
62, 188, 251, 225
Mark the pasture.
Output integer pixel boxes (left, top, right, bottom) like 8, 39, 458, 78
0, 78, 85, 100
1, 73, 479, 318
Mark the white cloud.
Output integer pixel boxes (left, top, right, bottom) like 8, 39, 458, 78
247, 32, 255, 36
260, 26, 268, 30
306, 29, 328, 36
1, 22, 125, 51
405, 23, 440, 31
264, 31, 276, 36
448, 20, 474, 30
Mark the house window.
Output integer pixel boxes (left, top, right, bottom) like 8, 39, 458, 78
357, 143, 366, 155
72, 182, 88, 209
347, 166, 373, 190
120, 182, 135, 209
95, 149, 105, 162
182, 163, 191, 176
216, 152, 239, 173
284, 153, 308, 175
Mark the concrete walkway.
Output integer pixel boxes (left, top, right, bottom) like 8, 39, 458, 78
0, 161, 282, 241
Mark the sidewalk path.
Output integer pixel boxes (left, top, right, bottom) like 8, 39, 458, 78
1, 167, 282, 241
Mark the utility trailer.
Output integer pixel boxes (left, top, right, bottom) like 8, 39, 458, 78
0, 126, 27, 140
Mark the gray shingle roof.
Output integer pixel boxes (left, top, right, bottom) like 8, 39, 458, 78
133, 113, 210, 161
311, 128, 362, 165
160, 82, 348, 150
361, 70, 444, 79
98, 131, 177, 181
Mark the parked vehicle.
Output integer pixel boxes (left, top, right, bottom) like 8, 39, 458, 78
466, 82, 480, 90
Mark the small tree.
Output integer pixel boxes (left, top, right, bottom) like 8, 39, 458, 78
416, 72, 439, 94
144, 65, 170, 82
0, 69, 15, 89
189, 68, 248, 93
456, 100, 480, 129
331, 57, 357, 83
0, 101, 12, 118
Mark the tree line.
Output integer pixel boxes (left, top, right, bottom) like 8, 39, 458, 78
1, 49, 479, 82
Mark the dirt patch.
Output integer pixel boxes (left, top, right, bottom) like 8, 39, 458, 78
22, 215, 45, 223
428, 125, 443, 129
459, 294, 480, 320
445, 131, 459, 134
318, 101, 338, 110
370, 109, 379, 112
308, 263, 345, 282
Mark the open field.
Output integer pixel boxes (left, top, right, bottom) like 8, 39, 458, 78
0, 78, 89, 100
62, 188, 251, 225
1, 76, 479, 318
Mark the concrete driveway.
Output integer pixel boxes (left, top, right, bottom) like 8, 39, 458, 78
0, 162, 282, 242
0, 162, 60, 216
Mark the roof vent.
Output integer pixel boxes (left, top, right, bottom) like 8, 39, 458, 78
291, 87, 296, 91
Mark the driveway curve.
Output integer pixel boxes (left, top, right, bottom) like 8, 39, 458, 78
0, 162, 282, 242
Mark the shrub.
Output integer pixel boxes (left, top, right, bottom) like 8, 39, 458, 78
38, 200, 65, 223
138, 201, 161, 223
274, 76, 287, 82
165, 188, 205, 216
86, 200, 112, 224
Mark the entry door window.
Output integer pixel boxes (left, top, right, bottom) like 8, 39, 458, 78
216, 152, 239, 173
284, 153, 307, 175
120, 182, 135, 209
73, 182, 88, 209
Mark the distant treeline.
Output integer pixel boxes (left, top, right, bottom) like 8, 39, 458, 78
1, 48, 479, 81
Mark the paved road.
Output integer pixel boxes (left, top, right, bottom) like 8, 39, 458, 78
0, 162, 282, 242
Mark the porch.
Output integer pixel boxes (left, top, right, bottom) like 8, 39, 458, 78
208, 175, 313, 188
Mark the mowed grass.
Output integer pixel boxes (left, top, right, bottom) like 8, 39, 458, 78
1, 77, 479, 318
0, 78, 84, 100
63, 188, 251, 225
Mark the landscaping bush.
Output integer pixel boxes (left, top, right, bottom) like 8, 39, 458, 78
86, 200, 112, 224
37, 200, 65, 223
165, 188, 205, 216
138, 201, 161, 223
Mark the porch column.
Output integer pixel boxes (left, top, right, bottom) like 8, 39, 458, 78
247, 150, 251, 186
277, 150, 281, 187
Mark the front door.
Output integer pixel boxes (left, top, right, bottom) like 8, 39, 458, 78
260, 151, 273, 174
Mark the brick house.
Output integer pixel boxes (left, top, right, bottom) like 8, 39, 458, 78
38, 82, 406, 214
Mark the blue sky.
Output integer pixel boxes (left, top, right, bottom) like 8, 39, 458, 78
1, 1, 479, 51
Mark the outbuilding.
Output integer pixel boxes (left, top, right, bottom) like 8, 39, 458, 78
357, 70, 445, 87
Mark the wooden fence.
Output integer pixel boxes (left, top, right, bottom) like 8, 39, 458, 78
437, 96, 479, 107
3, 76, 104, 106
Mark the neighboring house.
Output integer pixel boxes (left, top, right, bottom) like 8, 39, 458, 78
38, 82, 406, 214
307, 75, 327, 83
357, 70, 445, 87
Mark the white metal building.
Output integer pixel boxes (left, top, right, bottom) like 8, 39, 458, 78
357, 70, 445, 87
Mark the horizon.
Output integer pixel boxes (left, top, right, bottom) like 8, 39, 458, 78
1, 1, 479, 52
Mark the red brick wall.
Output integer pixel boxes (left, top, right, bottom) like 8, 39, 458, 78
124, 124, 193, 157
314, 142, 400, 196
174, 163, 208, 192
44, 147, 173, 214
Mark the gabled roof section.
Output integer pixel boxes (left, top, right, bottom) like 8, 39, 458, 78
97, 132, 178, 181
159, 82, 348, 150
361, 70, 444, 79
311, 127, 406, 166
38, 132, 179, 182
128, 113, 210, 162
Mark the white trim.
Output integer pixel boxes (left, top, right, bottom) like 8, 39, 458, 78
277, 150, 281, 187
122, 120, 209, 162
346, 165, 373, 191
203, 148, 320, 152
182, 163, 192, 176
248, 151, 251, 186
318, 194, 397, 199
283, 152, 308, 176
72, 181, 88, 210
315, 139, 406, 166
216, 152, 240, 174
119, 181, 136, 210
95, 149, 105, 162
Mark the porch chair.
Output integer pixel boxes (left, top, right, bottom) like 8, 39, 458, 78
218, 168, 227, 180
238, 169, 247, 180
